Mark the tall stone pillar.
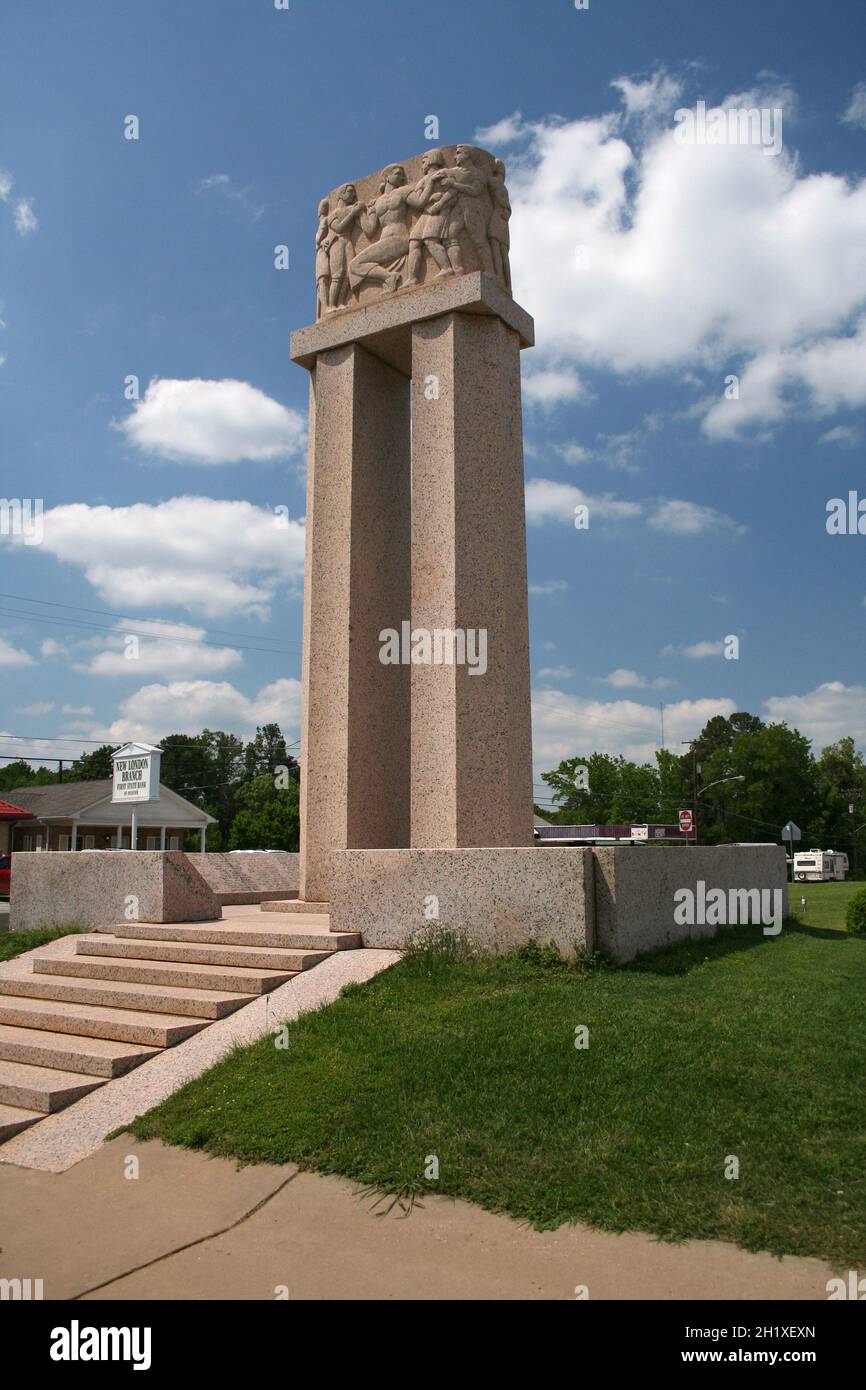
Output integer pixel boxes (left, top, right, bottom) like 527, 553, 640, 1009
298, 343, 410, 904
291, 144, 535, 907
410, 312, 533, 847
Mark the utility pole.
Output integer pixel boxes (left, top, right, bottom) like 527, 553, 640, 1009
844, 788, 862, 879
682, 740, 700, 844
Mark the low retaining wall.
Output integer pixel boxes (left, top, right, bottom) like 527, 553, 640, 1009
10, 851, 220, 932
593, 844, 788, 961
331, 847, 595, 956
185, 851, 299, 905
331, 844, 788, 962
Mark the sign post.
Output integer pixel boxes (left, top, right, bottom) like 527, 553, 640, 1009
781, 820, 801, 884
678, 808, 695, 842
110, 743, 162, 849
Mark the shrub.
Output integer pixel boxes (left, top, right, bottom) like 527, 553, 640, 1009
845, 886, 866, 935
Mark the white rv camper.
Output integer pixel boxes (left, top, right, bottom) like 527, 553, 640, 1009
793, 849, 849, 882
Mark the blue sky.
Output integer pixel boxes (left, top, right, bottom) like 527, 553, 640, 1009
1, 0, 865, 804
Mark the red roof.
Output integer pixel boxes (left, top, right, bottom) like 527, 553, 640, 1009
0, 799, 35, 821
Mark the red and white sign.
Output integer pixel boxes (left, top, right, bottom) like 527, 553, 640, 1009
678, 809, 695, 835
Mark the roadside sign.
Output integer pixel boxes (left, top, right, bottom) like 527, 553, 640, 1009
781, 821, 801, 842
678, 809, 694, 834
111, 743, 162, 804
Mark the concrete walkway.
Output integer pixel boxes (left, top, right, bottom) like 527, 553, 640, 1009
0, 1136, 838, 1300
0, 929, 398, 1170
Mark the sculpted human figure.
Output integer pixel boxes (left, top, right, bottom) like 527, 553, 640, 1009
347, 164, 409, 294
436, 145, 495, 276
322, 183, 364, 313
315, 197, 331, 319
487, 158, 512, 291
348, 165, 418, 294
405, 149, 463, 286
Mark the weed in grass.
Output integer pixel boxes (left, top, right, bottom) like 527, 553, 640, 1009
402, 922, 477, 969
0, 925, 84, 963
512, 938, 611, 979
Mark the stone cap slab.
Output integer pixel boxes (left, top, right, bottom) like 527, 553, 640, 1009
291, 272, 534, 377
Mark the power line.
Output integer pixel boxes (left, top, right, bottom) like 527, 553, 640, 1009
0, 592, 295, 648
0, 733, 299, 749
0, 606, 299, 658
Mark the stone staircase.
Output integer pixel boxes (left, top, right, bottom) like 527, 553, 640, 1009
0, 907, 354, 1143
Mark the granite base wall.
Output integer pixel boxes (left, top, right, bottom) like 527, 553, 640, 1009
330, 847, 594, 956
592, 844, 788, 962
185, 851, 299, 905
10, 851, 220, 932
331, 844, 788, 961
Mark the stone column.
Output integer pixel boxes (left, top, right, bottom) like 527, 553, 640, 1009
410, 311, 533, 847
298, 342, 411, 903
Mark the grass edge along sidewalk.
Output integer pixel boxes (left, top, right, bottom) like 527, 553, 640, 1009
125, 882, 865, 1268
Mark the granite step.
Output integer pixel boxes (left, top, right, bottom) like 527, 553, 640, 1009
0, 1022, 159, 1077
0, 995, 210, 1047
0, 973, 256, 1021
75, 937, 331, 973
0, 1059, 105, 1113
35, 955, 295, 996
261, 899, 329, 916
110, 922, 360, 951
0, 1102, 43, 1142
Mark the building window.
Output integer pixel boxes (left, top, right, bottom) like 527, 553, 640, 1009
169, 835, 181, 850
146, 836, 158, 850
59, 835, 71, 851
84, 835, 95, 850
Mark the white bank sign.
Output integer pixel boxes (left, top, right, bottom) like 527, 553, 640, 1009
111, 743, 162, 804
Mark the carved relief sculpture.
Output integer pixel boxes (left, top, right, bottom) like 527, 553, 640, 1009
314, 145, 513, 319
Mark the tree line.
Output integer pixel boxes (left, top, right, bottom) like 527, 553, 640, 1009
537, 712, 866, 874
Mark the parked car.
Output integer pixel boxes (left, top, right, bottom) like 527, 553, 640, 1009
0, 853, 11, 900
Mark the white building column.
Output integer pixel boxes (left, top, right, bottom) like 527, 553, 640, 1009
199, 827, 206, 851
159, 826, 166, 850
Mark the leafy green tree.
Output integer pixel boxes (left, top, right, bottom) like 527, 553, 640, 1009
68, 745, 118, 780
0, 760, 42, 793
0, 760, 58, 792
539, 752, 626, 823
656, 748, 691, 822
228, 772, 300, 851
243, 724, 298, 782
813, 738, 866, 870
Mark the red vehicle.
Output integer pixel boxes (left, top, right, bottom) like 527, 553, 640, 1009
0, 853, 10, 900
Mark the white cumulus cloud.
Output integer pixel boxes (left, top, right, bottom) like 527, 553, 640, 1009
4, 496, 306, 619
0, 637, 34, 666
117, 378, 305, 465
487, 79, 866, 438
763, 681, 866, 752
74, 619, 244, 679
532, 688, 737, 768
77, 677, 302, 747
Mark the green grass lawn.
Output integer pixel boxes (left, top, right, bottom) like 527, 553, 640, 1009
127, 888, 866, 1266
787, 877, 862, 930
0, 925, 83, 963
